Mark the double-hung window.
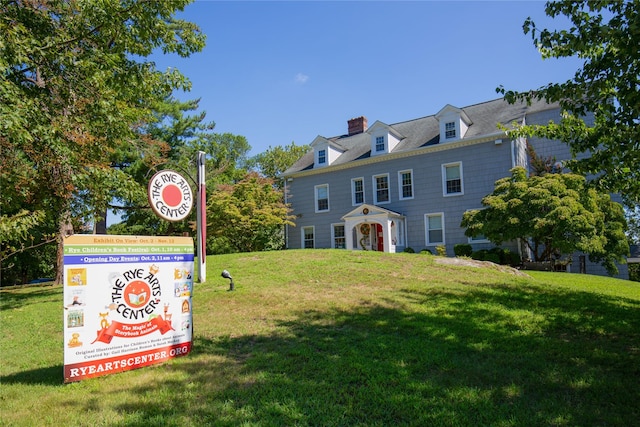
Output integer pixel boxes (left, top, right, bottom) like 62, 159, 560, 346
315, 184, 329, 212
373, 174, 390, 204
302, 226, 315, 249
398, 170, 414, 200
332, 224, 346, 249
443, 162, 463, 196
375, 136, 385, 152
425, 213, 444, 245
351, 178, 364, 205
317, 149, 326, 165
445, 122, 456, 139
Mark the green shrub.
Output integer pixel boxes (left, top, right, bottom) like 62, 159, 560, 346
481, 247, 522, 266
420, 249, 433, 255
484, 253, 501, 264
435, 245, 447, 256
489, 247, 508, 264
454, 244, 473, 257
403, 247, 415, 253
471, 250, 488, 261
508, 251, 522, 267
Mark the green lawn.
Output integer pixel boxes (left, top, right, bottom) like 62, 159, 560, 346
1, 250, 639, 426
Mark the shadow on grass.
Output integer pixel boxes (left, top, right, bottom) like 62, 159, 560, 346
0, 286, 60, 311
96, 283, 640, 426
0, 365, 62, 386
5, 281, 637, 426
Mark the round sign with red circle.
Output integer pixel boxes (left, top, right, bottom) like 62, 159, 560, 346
148, 170, 194, 222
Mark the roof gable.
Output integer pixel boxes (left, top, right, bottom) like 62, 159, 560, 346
367, 121, 404, 155
310, 136, 346, 167
366, 121, 404, 139
341, 203, 404, 221
435, 104, 472, 125
310, 136, 345, 150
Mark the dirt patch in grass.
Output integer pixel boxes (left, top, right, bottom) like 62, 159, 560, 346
433, 257, 530, 277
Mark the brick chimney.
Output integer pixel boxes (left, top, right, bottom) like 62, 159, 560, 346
348, 116, 368, 136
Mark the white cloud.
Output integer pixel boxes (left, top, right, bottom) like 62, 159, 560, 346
295, 73, 309, 84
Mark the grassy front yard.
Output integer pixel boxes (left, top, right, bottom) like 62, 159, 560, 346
1, 250, 638, 426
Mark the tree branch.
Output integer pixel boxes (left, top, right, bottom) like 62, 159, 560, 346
1, 236, 57, 263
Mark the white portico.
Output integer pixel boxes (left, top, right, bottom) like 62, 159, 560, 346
341, 204, 406, 252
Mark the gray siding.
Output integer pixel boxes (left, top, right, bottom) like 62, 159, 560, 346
526, 109, 595, 165
285, 103, 628, 279
289, 138, 518, 255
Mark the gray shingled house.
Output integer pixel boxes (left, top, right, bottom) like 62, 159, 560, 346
629, 245, 640, 264
281, 97, 629, 279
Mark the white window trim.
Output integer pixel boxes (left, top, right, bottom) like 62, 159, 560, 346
442, 162, 464, 197
301, 226, 315, 249
372, 173, 391, 205
331, 223, 346, 249
375, 135, 386, 152
424, 212, 445, 246
351, 177, 365, 206
468, 235, 490, 243
398, 169, 414, 200
314, 184, 330, 213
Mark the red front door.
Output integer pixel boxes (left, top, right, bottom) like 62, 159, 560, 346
376, 224, 384, 251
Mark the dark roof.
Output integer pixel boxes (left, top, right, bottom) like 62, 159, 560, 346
283, 97, 558, 175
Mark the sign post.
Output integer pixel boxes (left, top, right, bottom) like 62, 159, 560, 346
196, 152, 206, 283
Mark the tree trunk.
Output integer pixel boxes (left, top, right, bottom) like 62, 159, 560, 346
94, 207, 107, 234
55, 212, 74, 285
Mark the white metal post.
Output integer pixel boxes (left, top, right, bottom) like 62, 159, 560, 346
197, 151, 206, 283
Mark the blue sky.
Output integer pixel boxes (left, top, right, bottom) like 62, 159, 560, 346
154, 0, 582, 157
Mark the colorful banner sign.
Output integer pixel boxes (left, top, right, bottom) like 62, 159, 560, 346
63, 235, 194, 383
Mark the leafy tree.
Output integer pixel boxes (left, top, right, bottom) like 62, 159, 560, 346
206, 172, 294, 253
1, 1, 205, 284
461, 167, 628, 275
497, 0, 640, 203
625, 204, 640, 245
0, 209, 57, 285
102, 97, 206, 236
154, 97, 252, 186
249, 142, 310, 189
526, 141, 561, 176
109, 96, 251, 238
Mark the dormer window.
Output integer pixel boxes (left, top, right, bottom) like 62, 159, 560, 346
445, 122, 456, 139
311, 136, 345, 168
435, 105, 472, 143
367, 121, 403, 156
318, 149, 326, 165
